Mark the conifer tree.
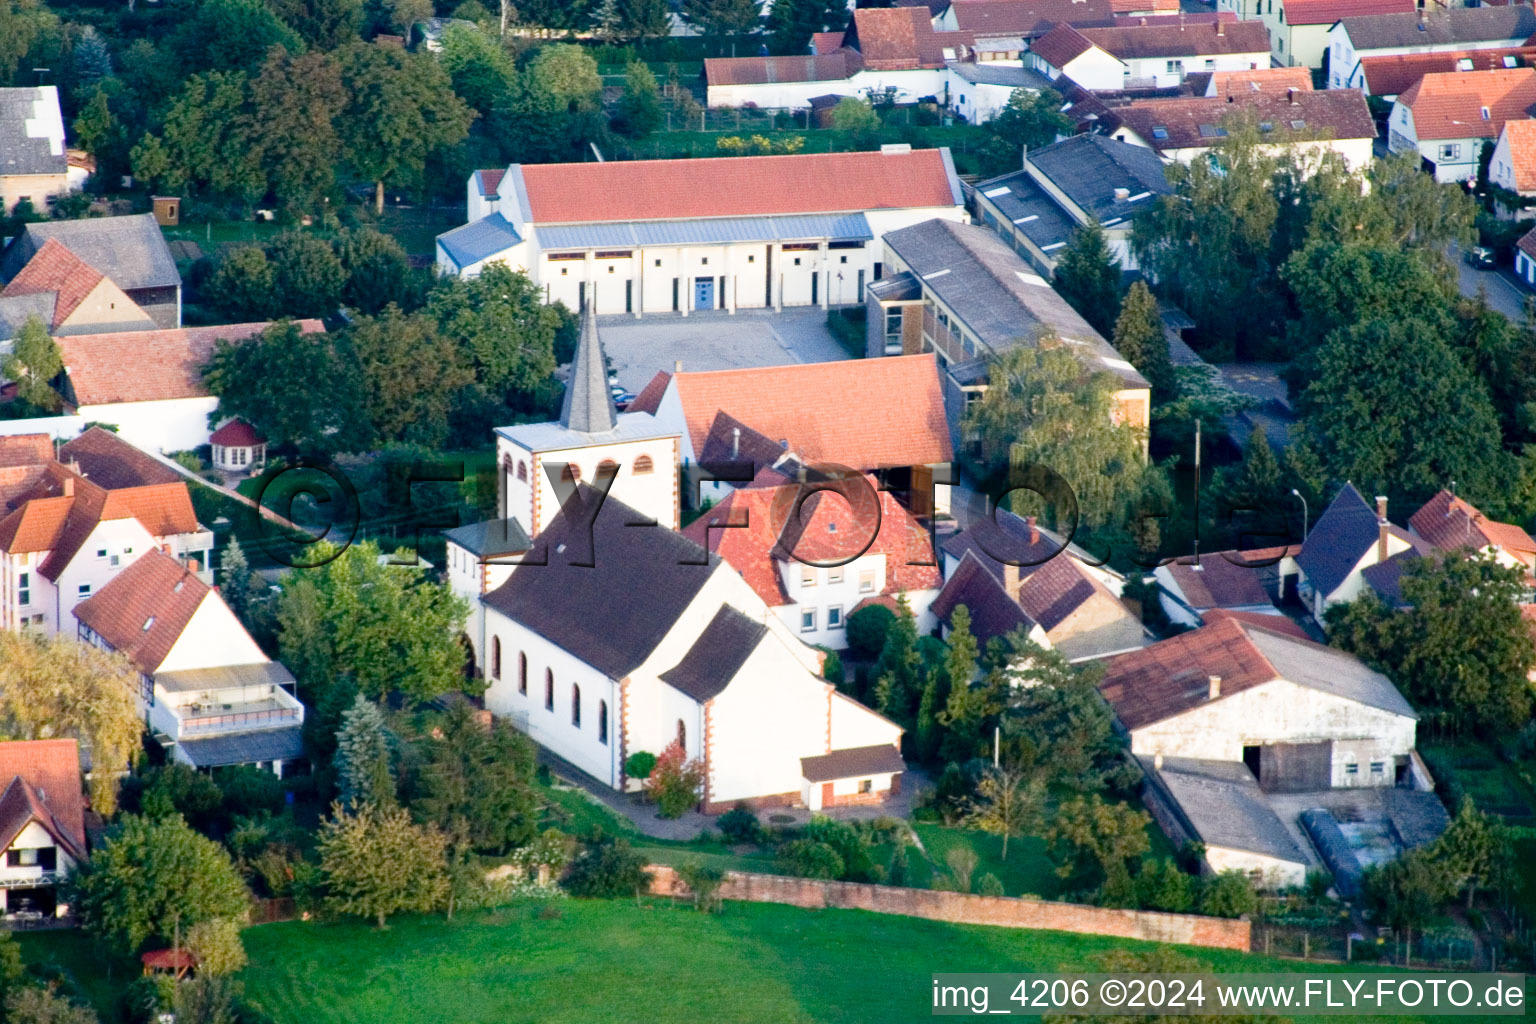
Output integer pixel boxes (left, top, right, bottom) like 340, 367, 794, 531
335, 694, 395, 809
1111, 279, 1173, 397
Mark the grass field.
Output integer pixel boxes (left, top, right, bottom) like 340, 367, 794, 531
227, 900, 1474, 1024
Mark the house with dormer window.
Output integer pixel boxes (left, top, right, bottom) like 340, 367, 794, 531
0, 739, 87, 919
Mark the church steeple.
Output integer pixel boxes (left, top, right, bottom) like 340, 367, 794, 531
558, 303, 617, 434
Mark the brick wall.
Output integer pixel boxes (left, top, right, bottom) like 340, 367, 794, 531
646, 865, 1251, 952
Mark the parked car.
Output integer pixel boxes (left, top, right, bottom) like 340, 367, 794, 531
1465, 246, 1497, 270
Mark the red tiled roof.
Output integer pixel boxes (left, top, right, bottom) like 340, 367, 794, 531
1500, 117, 1536, 191
474, 168, 504, 197
1518, 223, 1536, 260
1079, 18, 1272, 58
1203, 609, 1310, 640
628, 371, 672, 416
850, 7, 952, 68
72, 549, 212, 675
1207, 66, 1314, 96
1114, 89, 1377, 149
1396, 67, 1536, 140
1283, 0, 1411, 25
517, 150, 958, 224
1358, 46, 1536, 97
812, 31, 847, 52
209, 419, 264, 447
0, 739, 86, 859
0, 238, 105, 330
1111, 0, 1180, 14
1098, 617, 1280, 729
58, 427, 181, 490
1409, 489, 1536, 561
35, 476, 198, 580
1162, 551, 1277, 610
682, 479, 941, 607
141, 949, 197, 971
0, 495, 72, 553
59, 320, 325, 406
0, 434, 52, 469
950, 0, 1117, 37
705, 52, 861, 87
661, 355, 953, 470
1030, 23, 1099, 68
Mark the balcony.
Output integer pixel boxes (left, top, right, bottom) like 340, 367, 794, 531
921, 307, 971, 365
174, 696, 302, 738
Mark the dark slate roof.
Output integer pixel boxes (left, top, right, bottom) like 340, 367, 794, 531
1340, 5, 1536, 51
1360, 550, 1420, 608
0, 87, 65, 177
930, 548, 1038, 643
176, 726, 304, 768
697, 410, 803, 477
1295, 484, 1422, 599
481, 487, 719, 679
155, 662, 295, 694
1383, 787, 1451, 849
1143, 755, 1308, 863
0, 215, 179, 292
1023, 133, 1172, 227
948, 63, 1055, 87
973, 170, 1079, 259
881, 218, 1148, 388
658, 605, 768, 702
560, 307, 618, 434
435, 212, 522, 270
442, 517, 532, 558
867, 269, 923, 301
0, 293, 57, 340
800, 742, 907, 782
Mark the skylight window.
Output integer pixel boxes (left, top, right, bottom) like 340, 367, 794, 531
1151, 126, 1169, 139
1259, 121, 1274, 132
1504, 55, 1520, 68
1457, 57, 1474, 71
142, 617, 155, 632
1481, 105, 1491, 120
982, 186, 1012, 198
1291, 119, 1306, 130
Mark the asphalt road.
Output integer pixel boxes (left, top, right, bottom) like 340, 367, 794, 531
1451, 245, 1531, 322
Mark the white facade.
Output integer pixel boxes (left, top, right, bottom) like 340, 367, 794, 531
1127, 679, 1418, 788
1299, 534, 1414, 620
73, 396, 219, 455
1112, 124, 1375, 173
1204, 844, 1307, 889
1386, 100, 1485, 183
772, 554, 939, 649
495, 431, 681, 539
1327, 22, 1533, 90
945, 72, 1027, 124
706, 68, 949, 111
0, 820, 80, 915
1033, 42, 1268, 91
1488, 123, 1536, 200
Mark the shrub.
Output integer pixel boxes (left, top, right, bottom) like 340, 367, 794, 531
564, 837, 651, 898
888, 844, 909, 887
215, 765, 286, 819
945, 847, 979, 893
1199, 870, 1258, 919
717, 804, 763, 845
624, 751, 657, 784
676, 859, 725, 912
820, 648, 844, 685
649, 742, 705, 819
977, 872, 1005, 897
1135, 858, 1193, 913
776, 839, 844, 880
803, 814, 876, 881
846, 604, 896, 660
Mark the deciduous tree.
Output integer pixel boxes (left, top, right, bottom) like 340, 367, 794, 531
427, 263, 563, 405
1046, 794, 1150, 906
679, 0, 762, 50
967, 761, 1043, 860
1, 316, 62, 414
981, 88, 1068, 173
350, 308, 472, 448
184, 917, 247, 976
70, 814, 251, 954
649, 741, 705, 818
614, 61, 664, 139
318, 802, 448, 927
246, 49, 346, 214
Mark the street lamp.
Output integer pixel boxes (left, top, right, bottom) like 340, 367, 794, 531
1291, 489, 1308, 543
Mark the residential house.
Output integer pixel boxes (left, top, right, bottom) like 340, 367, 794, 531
865, 217, 1151, 440
56, 320, 325, 453
0, 431, 212, 635
1349, 46, 1536, 101
1517, 223, 1536, 286
1153, 550, 1289, 628
626, 352, 954, 509
494, 311, 681, 541
0, 238, 157, 342
0, 88, 72, 215
1291, 485, 1423, 620
74, 549, 305, 773
444, 518, 532, 675
1489, 117, 1536, 216
1198, 65, 1313, 96
0, 739, 87, 918
1100, 617, 1443, 887
682, 476, 942, 648
479, 487, 906, 813
1107, 87, 1377, 169
934, 510, 1147, 661
971, 131, 1172, 273
937, 0, 1116, 39
1387, 68, 1536, 182
1256, 0, 1412, 69
1328, 5, 1536, 91
0, 215, 181, 329
437, 147, 966, 314
1407, 489, 1536, 573
946, 62, 1060, 123
1028, 18, 1272, 91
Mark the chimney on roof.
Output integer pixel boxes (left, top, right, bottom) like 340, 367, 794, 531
731, 427, 741, 459
1154, 752, 1164, 771
1287, 87, 1298, 105
1208, 675, 1222, 700
62, 477, 73, 498
1114, 187, 1130, 200
1003, 558, 1020, 599
674, 359, 682, 372
1026, 515, 1039, 544
1217, 18, 1224, 35
162, 543, 171, 555
1376, 495, 1389, 562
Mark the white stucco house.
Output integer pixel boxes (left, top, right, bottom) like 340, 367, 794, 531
1489, 117, 1536, 215
0, 429, 213, 636
1257, 0, 1410, 70
1100, 616, 1441, 888
444, 517, 532, 675
683, 476, 942, 649
479, 486, 906, 813
1387, 68, 1536, 183
1029, 18, 1272, 91
435, 147, 966, 314
0, 739, 87, 918
1327, 5, 1536, 91
74, 549, 305, 773
1289, 485, 1425, 621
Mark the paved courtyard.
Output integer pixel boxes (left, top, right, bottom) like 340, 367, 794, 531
596, 307, 854, 393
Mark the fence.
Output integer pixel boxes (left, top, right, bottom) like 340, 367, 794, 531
646, 865, 1251, 952
1257, 923, 1490, 970
250, 897, 298, 925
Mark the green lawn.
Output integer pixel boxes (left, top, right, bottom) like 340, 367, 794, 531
227, 900, 1474, 1024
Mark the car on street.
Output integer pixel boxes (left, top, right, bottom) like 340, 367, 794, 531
1464, 245, 1497, 270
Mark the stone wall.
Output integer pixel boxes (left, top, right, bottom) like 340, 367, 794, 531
646, 864, 1251, 952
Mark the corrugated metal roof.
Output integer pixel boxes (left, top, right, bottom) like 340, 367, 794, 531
156, 662, 296, 694
436, 212, 522, 269
176, 726, 304, 768
536, 212, 873, 252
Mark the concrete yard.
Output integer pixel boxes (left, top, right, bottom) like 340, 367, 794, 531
595, 307, 852, 393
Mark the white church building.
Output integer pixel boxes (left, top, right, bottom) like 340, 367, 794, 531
435, 148, 966, 315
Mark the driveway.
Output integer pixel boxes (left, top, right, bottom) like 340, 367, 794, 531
1450, 244, 1531, 321
596, 308, 852, 393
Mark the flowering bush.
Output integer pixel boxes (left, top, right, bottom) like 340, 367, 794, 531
650, 741, 705, 819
